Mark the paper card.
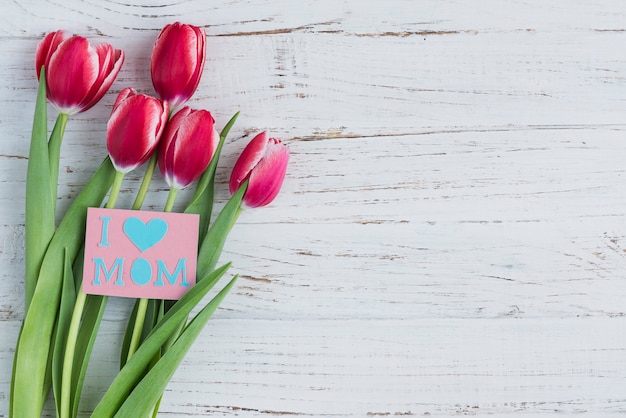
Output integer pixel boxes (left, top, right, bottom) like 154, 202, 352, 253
82, 207, 199, 300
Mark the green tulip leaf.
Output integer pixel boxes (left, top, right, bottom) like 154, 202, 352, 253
121, 111, 241, 374
70, 294, 108, 418
185, 111, 239, 243
115, 276, 238, 417
91, 263, 231, 418
48, 113, 69, 212
121, 109, 239, 367
25, 68, 55, 310
196, 181, 247, 280
52, 248, 76, 417
9, 323, 23, 418
11, 157, 116, 417
120, 299, 139, 368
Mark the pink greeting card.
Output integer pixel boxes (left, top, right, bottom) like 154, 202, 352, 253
82, 207, 199, 300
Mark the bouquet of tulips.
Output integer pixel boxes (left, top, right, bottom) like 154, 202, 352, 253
11, 23, 289, 418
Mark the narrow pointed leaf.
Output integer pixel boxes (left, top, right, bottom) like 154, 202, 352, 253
71, 294, 108, 418
91, 263, 230, 418
115, 276, 238, 417
120, 300, 140, 368
185, 111, 239, 243
72, 247, 85, 291
150, 398, 162, 418
52, 248, 77, 417
11, 158, 116, 417
25, 68, 54, 310
196, 182, 246, 279
48, 113, 69, 212
9, 321, 23, 417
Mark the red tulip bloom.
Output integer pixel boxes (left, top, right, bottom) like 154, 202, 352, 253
158, 107, 219, 189
107, 88, 169, 174
151, 22, 206, 109
36, 30, 124, 115
229, 132, 289, 208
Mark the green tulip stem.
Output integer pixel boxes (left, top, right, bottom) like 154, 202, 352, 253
106, 170, 125, 209
59, 284, 87, 418
132, 153, 158, 210
126, 152, 157, 361
48, 112, 69, 213
126, 186, 179, 363
123, 155, 158, 363
125, 297, 149, 363
59, 168, 124, 418
123, 155, 158, 362
163, 187, 179, 213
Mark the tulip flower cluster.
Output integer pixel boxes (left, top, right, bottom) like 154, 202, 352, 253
11, 22, 289, 418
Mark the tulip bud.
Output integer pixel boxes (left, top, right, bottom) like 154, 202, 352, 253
158, 107, 219, 189
151, 22, 206, 109
36, 30, 124, 115
229, 132, 289, 208
107, 88, 169, 174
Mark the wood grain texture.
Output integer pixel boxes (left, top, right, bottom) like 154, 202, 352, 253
2, 0, 626, 416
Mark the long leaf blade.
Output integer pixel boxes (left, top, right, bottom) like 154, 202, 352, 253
185, 111, 239, 243
25, 68, 54, 310
48, 113, 69, 212
120, 299, 140, 368
52, 248, 77, 417
120, 113, 240, 362
196, 182, 246, 279
70, 294, 108, 418
91, 263, 231, 418
11, 158, 116, 417
115, 276, 238, 417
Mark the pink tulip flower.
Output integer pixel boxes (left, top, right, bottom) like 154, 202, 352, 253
107, 88, 169, 174
151, 22, 206, 109
158, 107, 219, 189
229, 132, 289, 208
36, 30, 124, 115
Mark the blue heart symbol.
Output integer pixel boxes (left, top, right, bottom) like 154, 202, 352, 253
123, 217, 168, 252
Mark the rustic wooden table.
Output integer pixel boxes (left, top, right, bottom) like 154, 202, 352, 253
2, 1, 626, 416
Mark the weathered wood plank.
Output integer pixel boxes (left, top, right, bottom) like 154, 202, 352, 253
4, 318, 626, 416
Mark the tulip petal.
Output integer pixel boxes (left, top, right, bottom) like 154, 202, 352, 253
228, 131, 268, 194
107, 93, 167, 173
245, 140, 289, 207
178, 26, 205, 106
169, 112, 214, 186
80, 46, 124, 113
80, 43, 113, 107
113, 87, 136, 109
46, 37, 100, 114
36, 30, 67, 77
160, 129, 179, 187
158, 108, 217, 189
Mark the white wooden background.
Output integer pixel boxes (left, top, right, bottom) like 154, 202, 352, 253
2, 0, 626, 416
